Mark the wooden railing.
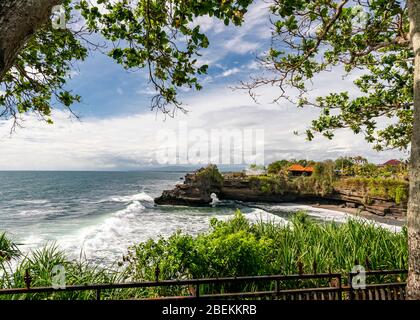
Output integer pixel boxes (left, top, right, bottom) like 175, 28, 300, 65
0, 269, 408, 300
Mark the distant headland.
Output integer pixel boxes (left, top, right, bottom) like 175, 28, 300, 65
155, 157, 409, 219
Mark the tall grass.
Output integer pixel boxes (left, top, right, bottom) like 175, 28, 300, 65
0, 211, 408, 299
126, 211, 407, 296
0, 232, 20, 262
0, 244, 138, 300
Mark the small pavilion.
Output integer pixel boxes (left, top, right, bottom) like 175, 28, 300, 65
287, 164, 314, 176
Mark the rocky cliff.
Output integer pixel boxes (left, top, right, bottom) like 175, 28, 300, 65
154, 165, 223, 206
154, 166, 408, 217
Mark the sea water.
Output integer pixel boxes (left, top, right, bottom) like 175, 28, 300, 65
0, 171, 402, 265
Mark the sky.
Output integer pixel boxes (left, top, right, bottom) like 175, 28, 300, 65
0, 1, 409, 171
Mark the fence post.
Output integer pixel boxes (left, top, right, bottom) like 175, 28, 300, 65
96, 289, 101, 301
275, 280, 280, 299
195, 283, 200, 298
24, 269, 32, 290
337, 274, 342, 301
348, 272, 354, 300
155, 266, 160, 282
297, 261, 304, 275
365, 257, 371, 271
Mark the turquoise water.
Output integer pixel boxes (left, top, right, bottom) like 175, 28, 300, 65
0, 171, 401, 265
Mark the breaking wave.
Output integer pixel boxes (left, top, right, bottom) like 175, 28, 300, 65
105, 192, 154, 204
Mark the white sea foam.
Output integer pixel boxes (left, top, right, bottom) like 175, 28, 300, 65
15, 200, 403, 266
52, 204, 289, 263
107, 192, 154, 203
242, 208, 289, 226
10, 199, 50, 205
16, 234, 46, 255
114, 201, 145, 217
58, 202, 147, 261
16, 208, 59, 217
263, 203, 402, 233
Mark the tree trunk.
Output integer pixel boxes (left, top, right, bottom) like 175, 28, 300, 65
407, 0, 420, 300
0, 0, 63, 80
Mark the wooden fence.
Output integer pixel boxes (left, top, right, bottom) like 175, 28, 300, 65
0, 269, 408, 300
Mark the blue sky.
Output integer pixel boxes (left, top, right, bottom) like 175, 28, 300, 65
64, 2, 270, 118
0, 2, 408, 170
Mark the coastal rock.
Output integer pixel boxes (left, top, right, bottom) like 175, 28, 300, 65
154, 165, 223, 206
154, 167, 407, 217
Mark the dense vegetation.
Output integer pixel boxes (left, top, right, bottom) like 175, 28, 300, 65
249, 174, 335, 196
251, 160, 336, 196
0, 211, 407, 299
127, 211, 407, 279
266, 156, 408, 180
249, 157, 409, 203
196, 164, 224, 191
335, 178, 409, 205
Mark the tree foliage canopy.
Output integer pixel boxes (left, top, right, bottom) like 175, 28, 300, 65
0, 0, 252, 125
241, 0, 412, 151
0, 0, 415, 153
1, 0, 87, 126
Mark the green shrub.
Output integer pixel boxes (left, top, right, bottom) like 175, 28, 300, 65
126, 211, 407, 296
196, 164, 224, 189
249, 175, 287, 194
267, 160, 291, 174
395, 186, 408, 205
0, 233, 20, 263
335, 177, 409, 204
249, 171, 335, 196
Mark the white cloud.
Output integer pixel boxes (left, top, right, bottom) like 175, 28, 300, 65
220, 67, 241, 77
0, 69, 407, 170
246, 61, 260, 70
190, 1, 273, 66
192, 15, 226, 34
68, 70, 80, 79
136, 87, 158, 96
223, 36, 259, 54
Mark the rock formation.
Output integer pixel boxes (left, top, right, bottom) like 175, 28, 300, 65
154, 165, 223, 206
154, 165, 407, 216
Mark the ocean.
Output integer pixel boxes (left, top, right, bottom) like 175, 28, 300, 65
0, 171, 402, 266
